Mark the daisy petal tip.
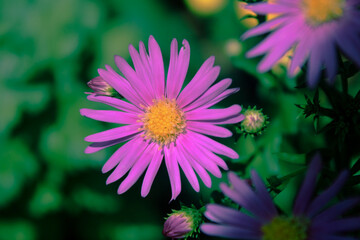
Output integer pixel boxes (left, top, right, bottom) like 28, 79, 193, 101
97, 68, 106, 76
105, 177, 113, 185
257, 63, 270, 73
79, 108, 85, 115
117, 187, 125, 195
169, 196, 176, 203
245, 50, 255, 58
86, 94, 96, 101
193, 185, 200, 192
219, 182, 228, 191
230, 88, 240, 96
199, 224, 207, 232
239, 114, 245, 121
128, 43, 136, 52
228, 172, 238, 181
114, 55, 120, 61
310, 153, 322, 169
243, 4, 252, 10
140, 187, 150, 198
250, 169, 258, 176
117, 184, 129, 195
213, 65, 221, 74
181, 39, 190, 49
114, 55, 126, 66
102, 165, 111, 174
222, 163, 229, 171
240, 32, 250, 41
171, 38, 178, 46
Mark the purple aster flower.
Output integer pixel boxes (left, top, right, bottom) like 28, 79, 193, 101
241, 0, 360, 87
201, 154, 360, 239
80, 36, 244, 200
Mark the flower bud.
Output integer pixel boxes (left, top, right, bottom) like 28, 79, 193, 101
163, 205, 203, 239
163, 213, 192, 239
240, 106, 269, 136
87, 76, 116, 96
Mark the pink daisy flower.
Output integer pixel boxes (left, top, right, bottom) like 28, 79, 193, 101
241, 0, 360, 87
201, 154, 360, 239
80, 36, 244, 200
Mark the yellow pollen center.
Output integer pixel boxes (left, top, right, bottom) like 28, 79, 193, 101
141, 98, 186, 146
261, 216, 309, 240
302, 0, 345, 26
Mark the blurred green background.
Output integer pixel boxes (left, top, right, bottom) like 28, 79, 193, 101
1, 0, 359, 239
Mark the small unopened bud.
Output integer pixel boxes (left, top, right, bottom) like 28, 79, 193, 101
240, 106, 269, 136
163, 205, 203, 239
87, 76, 116, 96
163, 213, 192, 239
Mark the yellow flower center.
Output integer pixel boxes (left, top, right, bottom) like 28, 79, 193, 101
141, 98, 186, 146
262, 216, 309, 240
302, 0, 345, 26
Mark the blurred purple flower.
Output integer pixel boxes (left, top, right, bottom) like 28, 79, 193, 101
241, 0, 360, 87
201, 154, 360, 239
81, 36, 244, 200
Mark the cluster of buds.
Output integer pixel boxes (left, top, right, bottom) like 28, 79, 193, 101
163, 205, 204, 239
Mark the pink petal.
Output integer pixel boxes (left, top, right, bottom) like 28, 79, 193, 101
176, 143, 200, 192
106, 138, 148, 184
102, 138, 139, 173
246, 16, 302, 58
141, 147, 163, 197
176, 141, 212, 188
180, 135, 222, 178
242, 15, 290, 40
187, 121, 233, 138
200, 88, 239, 110
183, 78, 232, 112
148, 35, 165, 97
187, 131, 239, 159
84, 124, 142, 142
117, 143, 156, 194
85, 133, 140, 154
177, 65, 220, 108
80, 108, 139, 124
186, 104, 242, 121
166, 39, 190, 99
87, 94, 142, 113
98, 68, 145, 107
245, 2, 298, 14
127, 45, 154, 102
164, 143, 181, 200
